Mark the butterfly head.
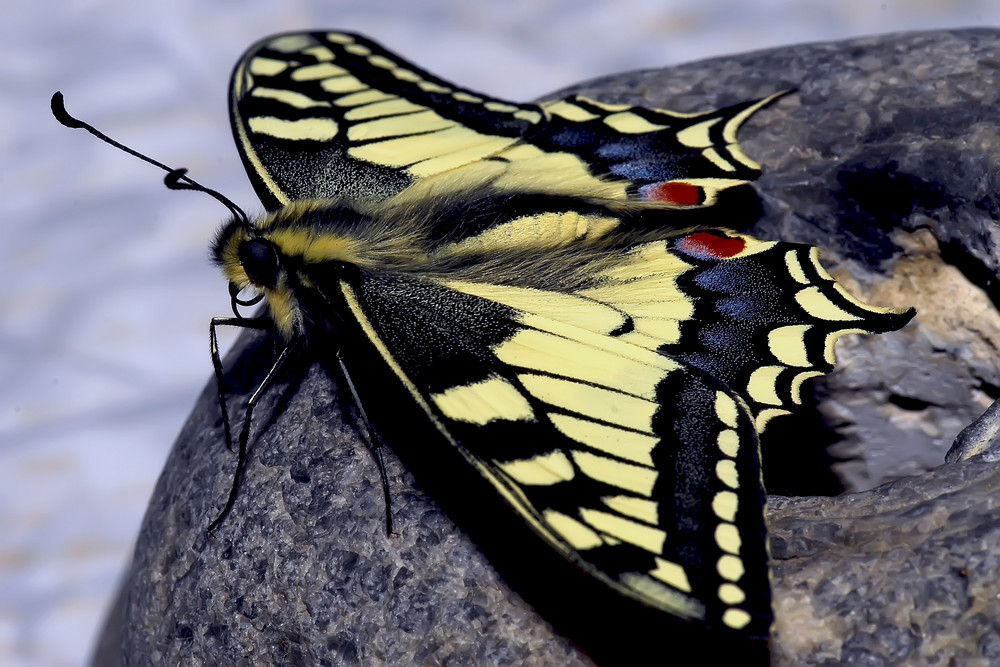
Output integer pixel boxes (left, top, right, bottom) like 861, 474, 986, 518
211, 200, 390, 339
213, 220, 277, 287
209, 216, 295, 338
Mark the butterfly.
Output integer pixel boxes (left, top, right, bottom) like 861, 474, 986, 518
211, 30, 916, 640
53, 29, 915, 648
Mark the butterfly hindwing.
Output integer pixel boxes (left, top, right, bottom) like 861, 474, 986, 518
230, 31, 780, 213
330, 266, 771, 636
658, 233, 915, 431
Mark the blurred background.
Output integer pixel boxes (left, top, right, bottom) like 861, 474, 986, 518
3, 1, 999, 664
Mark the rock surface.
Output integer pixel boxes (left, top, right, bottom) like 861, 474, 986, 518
97, 29, 1000, 666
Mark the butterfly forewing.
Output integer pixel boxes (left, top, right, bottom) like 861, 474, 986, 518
230, 31, 542, 208
230, 31, 782, 212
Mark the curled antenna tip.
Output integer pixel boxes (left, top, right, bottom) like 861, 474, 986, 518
51, 91, 86, 129
51, 91, 252, 228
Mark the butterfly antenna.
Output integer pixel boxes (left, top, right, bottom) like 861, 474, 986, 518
50, 91, 251, 229
164, 169, 251, 229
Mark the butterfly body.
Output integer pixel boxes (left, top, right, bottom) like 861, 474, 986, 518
206, 30, 915, 644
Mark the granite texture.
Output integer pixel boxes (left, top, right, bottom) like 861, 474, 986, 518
767, 457, 1000, 666
98, 29, 1000, 666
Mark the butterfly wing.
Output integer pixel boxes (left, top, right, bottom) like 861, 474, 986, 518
307, 220, 911, 636
229, 31, 779, 211
330, 267, 772, 636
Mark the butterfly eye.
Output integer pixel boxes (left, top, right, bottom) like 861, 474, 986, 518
239, 239, 280, 288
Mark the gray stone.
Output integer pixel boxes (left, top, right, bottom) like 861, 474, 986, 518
947, 397, 1000, 463
121, 333, 593, 666
102, 29, 1000, 666
768, 459, 1000, 665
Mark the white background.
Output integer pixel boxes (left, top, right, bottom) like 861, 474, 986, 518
3, 2, 998, 665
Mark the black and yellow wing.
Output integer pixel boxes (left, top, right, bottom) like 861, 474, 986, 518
336, 272, 771, 634
229, 31, 779, 212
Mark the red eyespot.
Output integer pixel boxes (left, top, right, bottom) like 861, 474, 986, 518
641, 181, 702, 206
676, 232, 746, 259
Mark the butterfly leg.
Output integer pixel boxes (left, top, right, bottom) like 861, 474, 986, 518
207, 316, 294, 532
209, 315, 272, 451
337, 352, 394, 537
